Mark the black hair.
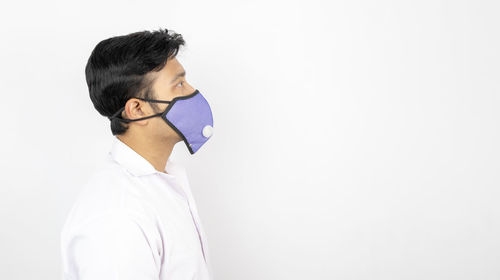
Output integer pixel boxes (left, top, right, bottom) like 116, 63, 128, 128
85, 28, 185, 135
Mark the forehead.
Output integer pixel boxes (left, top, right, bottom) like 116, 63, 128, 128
158, 57, 184, 80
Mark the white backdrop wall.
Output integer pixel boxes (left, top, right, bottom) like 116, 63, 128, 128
0, 0, 499, 279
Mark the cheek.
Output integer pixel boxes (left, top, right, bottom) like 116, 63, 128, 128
155, 117, 177, 135
154, 116, 167, 129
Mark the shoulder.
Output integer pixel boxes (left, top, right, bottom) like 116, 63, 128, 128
61, 158, 155, 240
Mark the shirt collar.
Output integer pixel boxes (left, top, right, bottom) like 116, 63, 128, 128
108, 136, 177, 177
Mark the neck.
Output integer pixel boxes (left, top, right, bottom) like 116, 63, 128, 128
116, 133, 176, 174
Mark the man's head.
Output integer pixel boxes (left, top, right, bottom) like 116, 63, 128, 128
85, 28, 195, 143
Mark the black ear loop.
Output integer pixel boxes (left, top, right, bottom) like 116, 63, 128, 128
108, 97, 172, 123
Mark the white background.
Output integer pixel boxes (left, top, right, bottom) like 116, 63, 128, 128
1, 0, 499, 279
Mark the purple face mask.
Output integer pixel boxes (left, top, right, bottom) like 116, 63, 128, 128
108, 89, 214, 154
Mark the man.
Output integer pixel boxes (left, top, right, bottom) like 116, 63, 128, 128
60, 28, 214, 280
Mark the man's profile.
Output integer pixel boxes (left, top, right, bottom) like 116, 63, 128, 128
60, 28, 214, 280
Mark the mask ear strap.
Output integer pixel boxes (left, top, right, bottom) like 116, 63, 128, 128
108, 97, 171, 122
108, 107, 163, 123
108, 107, 125, 121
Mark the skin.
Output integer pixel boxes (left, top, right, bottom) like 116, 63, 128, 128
115, 56, 196, 174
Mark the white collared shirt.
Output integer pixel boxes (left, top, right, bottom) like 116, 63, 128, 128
60, 136, 212, 280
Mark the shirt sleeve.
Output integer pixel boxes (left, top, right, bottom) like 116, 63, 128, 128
64, 210, 161, 280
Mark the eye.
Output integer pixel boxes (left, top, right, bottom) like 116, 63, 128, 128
176, 81, 184, 88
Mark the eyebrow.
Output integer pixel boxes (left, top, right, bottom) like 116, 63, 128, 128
170, 70, 186, 84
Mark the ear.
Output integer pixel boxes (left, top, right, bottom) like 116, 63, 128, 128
123, 98, 150, 126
